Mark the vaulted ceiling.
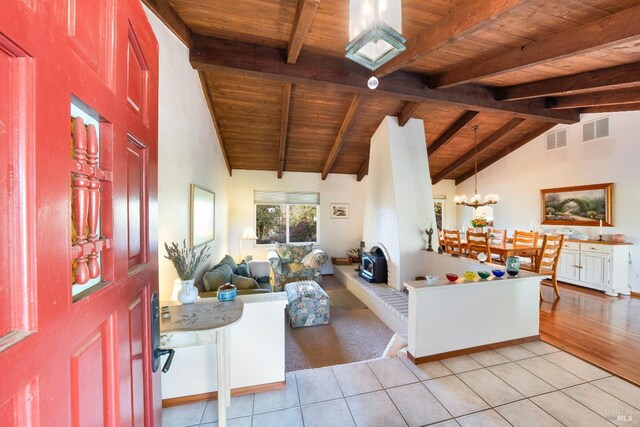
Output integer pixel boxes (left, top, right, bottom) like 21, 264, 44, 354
144, 0, 640, 184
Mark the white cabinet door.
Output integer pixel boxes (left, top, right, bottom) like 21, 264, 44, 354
580, 252, 609, 289
558, 250, 580, 282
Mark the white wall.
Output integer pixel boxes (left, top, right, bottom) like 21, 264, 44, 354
431, 179, 457, 230
363, 117, 436, 290
228, 170, 367, 273
456, 112, 640, 292
145, 8, 230, 300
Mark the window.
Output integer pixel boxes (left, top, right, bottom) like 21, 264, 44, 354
254, 191, 319, 245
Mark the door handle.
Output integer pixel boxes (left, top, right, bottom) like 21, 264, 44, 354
151, 292, 176, 373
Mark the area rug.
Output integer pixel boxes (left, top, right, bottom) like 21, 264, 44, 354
285, 276, 394, 372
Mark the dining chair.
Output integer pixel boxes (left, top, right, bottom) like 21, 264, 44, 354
513, 230, 539, 271
443, 229, 464, 256
488, 228, 507, 263
467, 231, 491, 261
536, 234, 564, 300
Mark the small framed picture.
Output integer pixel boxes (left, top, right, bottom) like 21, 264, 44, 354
330, 203, 349, 219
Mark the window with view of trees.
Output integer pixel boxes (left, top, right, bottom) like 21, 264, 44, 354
254, 191, 319, 245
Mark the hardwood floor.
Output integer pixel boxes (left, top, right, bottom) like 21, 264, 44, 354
540, 281, 640, 386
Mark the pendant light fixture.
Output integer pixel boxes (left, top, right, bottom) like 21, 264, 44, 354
345, 0, 406, 72
454, 125, 499, 208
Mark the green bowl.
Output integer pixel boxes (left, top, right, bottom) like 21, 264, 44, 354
477, 271, 491, 280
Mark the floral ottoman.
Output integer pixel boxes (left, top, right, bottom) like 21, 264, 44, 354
284, 281, 330, 328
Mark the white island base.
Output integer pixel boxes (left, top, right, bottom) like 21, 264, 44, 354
405, 252, 541, 363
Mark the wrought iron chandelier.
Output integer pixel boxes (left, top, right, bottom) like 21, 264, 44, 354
345, 0, 406, 88
454, 125, 499, 209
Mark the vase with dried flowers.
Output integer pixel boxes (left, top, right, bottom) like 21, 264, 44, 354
164, 240, 211, 304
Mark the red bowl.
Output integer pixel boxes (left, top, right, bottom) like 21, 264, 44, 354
445, 273, 459, 282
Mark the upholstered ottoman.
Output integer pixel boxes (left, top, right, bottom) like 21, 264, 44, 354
284, 281, 330, 328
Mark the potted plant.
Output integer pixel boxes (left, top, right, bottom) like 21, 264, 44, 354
470, 217, 488, 232
164, 240, 211, 304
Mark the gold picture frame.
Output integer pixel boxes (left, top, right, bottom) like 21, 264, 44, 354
190, 184, 215, 248
541, 183, 613, 226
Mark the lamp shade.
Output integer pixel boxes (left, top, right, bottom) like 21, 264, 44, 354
241, 227, 258, 240
346, 0, 405, 70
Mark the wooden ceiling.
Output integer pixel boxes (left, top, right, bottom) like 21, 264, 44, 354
144, 0, 640, 184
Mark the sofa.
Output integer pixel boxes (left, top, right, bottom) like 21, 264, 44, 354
267, 243, 329, 292
197, 255, 272, 298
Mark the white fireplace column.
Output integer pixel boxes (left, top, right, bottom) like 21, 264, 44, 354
362, 116, 436, 291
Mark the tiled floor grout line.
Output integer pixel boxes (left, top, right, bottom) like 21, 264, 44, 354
555, 387, 623, 425
328, 365, 358, 427
589, 380, 640, 411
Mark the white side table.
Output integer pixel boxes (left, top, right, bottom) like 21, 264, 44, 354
160, 299, 244, 427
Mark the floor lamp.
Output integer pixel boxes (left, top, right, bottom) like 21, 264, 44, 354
239, 227, 258, 262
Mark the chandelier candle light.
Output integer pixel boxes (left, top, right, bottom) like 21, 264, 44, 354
346, 0, 406, 87
454, 125, 499, 209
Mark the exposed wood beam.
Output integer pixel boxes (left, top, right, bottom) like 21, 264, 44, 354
427, 111, 478, 157
455, 123, 556, 185
547, 87, 640, 110
496, 62, 640, 101
287, 0, 321, 64
198, 71, 232, 176
398, 102, 422, 126
357, 159, 369, 182
277, 83, 292, 178
433, 5, 640, 89
322, 94, 363, 180
190, 36, 579, 124
142, 0, 193, 48
376, 0, 525, 78
580, 103, 640, 114
432, 118, 525, 184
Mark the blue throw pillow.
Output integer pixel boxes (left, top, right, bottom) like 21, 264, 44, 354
203, 264, 233, 292
235, 262, 251, 278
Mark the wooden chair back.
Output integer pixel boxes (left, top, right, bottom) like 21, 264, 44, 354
467, 231, 491, 260
537, 234, 564, 299
513, 230, 538, 248
488, 228, 507, 245
536, 234, 564, 274
443, 229, 464, 256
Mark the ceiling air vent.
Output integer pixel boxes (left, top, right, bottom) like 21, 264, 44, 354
545, 129, 568, 151
583, 117, 609, 143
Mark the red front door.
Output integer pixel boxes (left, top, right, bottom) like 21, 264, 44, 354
1, 0, 160, 425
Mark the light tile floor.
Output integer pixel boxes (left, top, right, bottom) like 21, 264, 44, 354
162, 341, 640, 427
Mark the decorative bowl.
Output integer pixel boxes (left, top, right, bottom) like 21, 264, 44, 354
492, 269, 505, 278
507, 269, 519, 277
477, 271, 491, 280
477, 252, 488, 263
217, 283, 237, 301
463, 271, 477, 280
445, 273, 459, 283
426, 275, 439, 285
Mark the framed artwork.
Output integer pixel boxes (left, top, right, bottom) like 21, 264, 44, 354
330, 203, 349, 219
541, 183, 613, 226
190, 184, 215, 248
433, 197, 445, 231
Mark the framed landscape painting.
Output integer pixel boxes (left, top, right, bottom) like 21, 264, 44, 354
330, 203, 349, 219
541, 183, 613, 226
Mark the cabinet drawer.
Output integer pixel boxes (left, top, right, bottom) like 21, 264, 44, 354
562, 241, 581, 251
580, 243, 610, 254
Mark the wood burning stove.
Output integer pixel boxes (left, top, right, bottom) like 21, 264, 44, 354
359, 246, 387, 283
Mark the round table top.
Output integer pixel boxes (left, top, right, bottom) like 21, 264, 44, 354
160, 298, 244, 333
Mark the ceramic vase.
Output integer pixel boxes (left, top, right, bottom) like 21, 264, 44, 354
506, 256, 520, 275
177, 279, 198, 304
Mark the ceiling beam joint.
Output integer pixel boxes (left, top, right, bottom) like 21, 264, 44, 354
287, 0, 322, 64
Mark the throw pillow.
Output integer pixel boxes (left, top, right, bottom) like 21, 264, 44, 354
231, 273, 260, 290
235, 262, 251, 278
203, 264, 233, 292
215, 255, 238, 273
275, 243, 313, 263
